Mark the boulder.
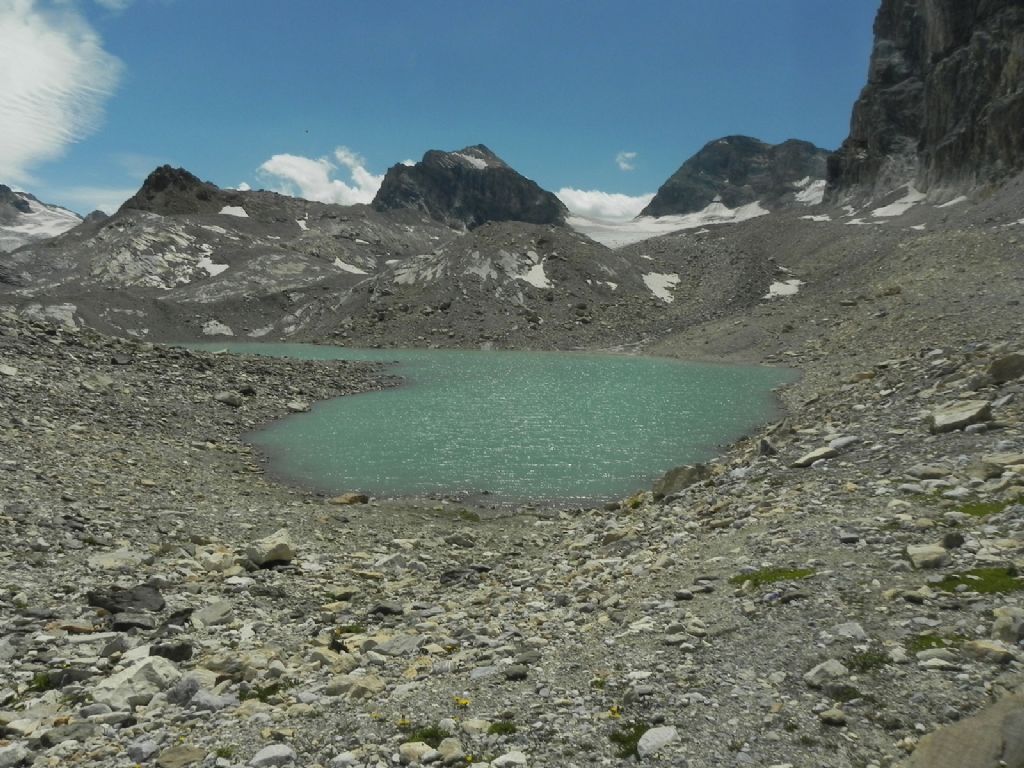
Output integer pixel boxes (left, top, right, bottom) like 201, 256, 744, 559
792, 446, 839, 468
906, 544, 949, 569
92, 656, 181, 710
652, 463, 711, 498
246, 528, 296, 567
803, 659, 848, 689
901, 693, 1024, 768
927, 400, 992, 434
637, 725, 679, 757
988, 353, 1024, 384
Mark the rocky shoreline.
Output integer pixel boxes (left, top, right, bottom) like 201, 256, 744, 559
2, 284, 1024, 768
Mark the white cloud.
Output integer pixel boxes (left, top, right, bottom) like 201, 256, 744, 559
0, 0, 122, 184
615, 151, 637, 172
94, 0, 132, 10
53, 185, 135, 214
257, 146, 383, 205
556, 188, 654, 223
236, 182, 251, 191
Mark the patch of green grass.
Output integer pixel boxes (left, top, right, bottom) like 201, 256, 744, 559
937, 567, 1024, 594
456, 509, 481, 523
904, 633, 965, 654
728, 567, 815, 588
488, 721, 518, 736
609, 721, 648, 760
215, 746, 236, 759
591, 677, 607, 690
957, 500, 1010, 518
844, 649, 889, 674
409, 726, 452, 748
27, 672, 54, 692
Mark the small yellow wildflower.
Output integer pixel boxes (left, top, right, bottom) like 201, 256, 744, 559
453, 696, 471, 709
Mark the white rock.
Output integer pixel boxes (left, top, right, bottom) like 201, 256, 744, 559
0, 743, 29, 768
92, 656, 181, 710
246, 528, 296, 566
249, 744, 297, 767
803, 659, 848, 688
492, 751, 529, 767
637, 725, 679, 757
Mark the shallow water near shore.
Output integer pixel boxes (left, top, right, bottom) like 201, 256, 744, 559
190, 343, 793, 505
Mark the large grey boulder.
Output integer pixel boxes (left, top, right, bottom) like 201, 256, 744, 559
927, 400, 991, 434
92, 656, 181, 710
902, 693, 1024, 768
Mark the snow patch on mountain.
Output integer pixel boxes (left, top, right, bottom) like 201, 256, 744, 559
218, 205, 248, 218
872, 186, 926, 217
1, 194, 83, 252
570, 200, 769, 248
643, 272, 680, 302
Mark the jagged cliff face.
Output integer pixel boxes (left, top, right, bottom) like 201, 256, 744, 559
641, 136, 829, 218
372, 145, 568, 230
828, 0, 1024, 200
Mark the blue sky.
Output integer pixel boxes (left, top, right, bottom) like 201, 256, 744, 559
1, 0, 880, 218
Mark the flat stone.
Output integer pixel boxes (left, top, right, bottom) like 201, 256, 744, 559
928, 400, 992, 434
329, 492, 369, 505
398, 742, 435, 765
156, 744, 206, 768
375, 634, 423, 657
803, 659, 848, 689
907, 464, 950, 480
491, 751, 528, 767
964, 639, 1016, 664
87, 585, 166, 614
214, 390, 244, 407
40, 721, 99, 747
637, 725, 679, 757
0, 365, 17, 377
246, 528, 295, 567
249, 744, 297, 767
286, 400, 310, 413
192, 600, 233, 627
907, 544, 949, 569
792, 446, 839, 468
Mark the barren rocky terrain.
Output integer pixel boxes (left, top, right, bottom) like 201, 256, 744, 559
1, 173, 1023, 768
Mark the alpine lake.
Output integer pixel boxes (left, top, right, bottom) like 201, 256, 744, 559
190, 343, 794, 507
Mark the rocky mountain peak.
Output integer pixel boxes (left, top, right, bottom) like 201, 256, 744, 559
120, 165, 225, 215
372, 145, 567, 230
0, 184, 33, 218
827, 0, 1024, 201
641, 136, 829, 218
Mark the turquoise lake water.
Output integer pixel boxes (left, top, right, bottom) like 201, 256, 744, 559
191, 343, 793, 505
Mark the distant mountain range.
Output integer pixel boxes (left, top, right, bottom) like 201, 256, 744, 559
2, 0, 1023, 348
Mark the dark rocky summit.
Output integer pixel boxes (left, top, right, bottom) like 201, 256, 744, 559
828, 0, 1024, 200
120, 165, 232, 216
641, 136, 829, 217
372, 144, 568, 230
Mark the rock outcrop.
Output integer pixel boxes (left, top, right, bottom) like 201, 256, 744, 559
827, 0, 1024, 200
120, 165, 229, 216
640, 136, 829, 218
372, 145, 567, 230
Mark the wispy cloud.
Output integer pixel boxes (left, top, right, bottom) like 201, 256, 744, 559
93, 0, 133, 10
257, 146, 383, 205
615, 151, 638, 172
0, 0, 122, 184
556, 188, 654, 223
52, 185, 136, 214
